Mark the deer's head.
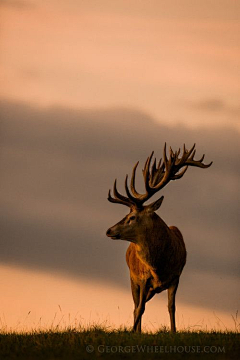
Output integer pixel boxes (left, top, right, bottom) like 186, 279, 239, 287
106, 196, 164, 242
106, 143, 212, 243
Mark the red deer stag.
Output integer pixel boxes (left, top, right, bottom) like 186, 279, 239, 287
106, 143, 212, 333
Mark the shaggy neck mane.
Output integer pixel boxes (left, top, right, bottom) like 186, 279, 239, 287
135, 213, 173, 271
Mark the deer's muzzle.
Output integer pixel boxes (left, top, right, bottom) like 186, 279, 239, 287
106, 228, 120, 239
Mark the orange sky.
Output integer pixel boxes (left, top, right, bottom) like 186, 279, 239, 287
0, 264, 236, 332
1, 0, 240, 130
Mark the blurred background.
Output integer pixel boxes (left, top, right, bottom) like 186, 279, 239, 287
0, 0, 239, 331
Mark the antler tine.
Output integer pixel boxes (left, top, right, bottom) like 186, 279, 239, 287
187, 143, 196, 158
172, 166, 188, 180
151, 157, 157, 174
170, 146, 175, 159
151, 144, 172, 190
186, 152, 213, 168
143, 152, 154, 193
143, 156, 149, 172
130, 161, 141, 197
108, 189, 115, 202
108, 179, 134, 207
163, 142, 168, 166
181, 144, 212, 168
198, 154, 205, 162
162, 142, 172, 175
176, 143, 193, 166
125, 175, 142, 206
108, 188, 130, 207
144, 152, 154, 172
183, 143, 195, 161
150, 157, 157, 185
157, 158, 162, 169
149, 156, 165, 187
189, 150, 205, 163
189, 149, 196, 161
113, 179, 123, 200
183, 143, 186, 154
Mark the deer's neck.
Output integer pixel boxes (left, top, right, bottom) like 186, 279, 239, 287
135, 214, 172, 271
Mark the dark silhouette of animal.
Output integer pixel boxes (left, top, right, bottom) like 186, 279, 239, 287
106, 143, 212, 332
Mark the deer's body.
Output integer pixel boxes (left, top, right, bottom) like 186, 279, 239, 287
106, 143, 212, 332
125, 221, 186, 332
126, 224, 186, 293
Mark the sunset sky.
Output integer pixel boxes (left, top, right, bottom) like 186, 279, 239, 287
0, 0, 239, 332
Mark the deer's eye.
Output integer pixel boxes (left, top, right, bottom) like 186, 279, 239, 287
129, 216, 136, 222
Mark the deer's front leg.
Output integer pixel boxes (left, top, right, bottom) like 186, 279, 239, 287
130, 278, 141, 332
133, 283, 148, 333
167, 278, 179, 332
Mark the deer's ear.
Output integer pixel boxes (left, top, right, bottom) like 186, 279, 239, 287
146, 196, 164, 212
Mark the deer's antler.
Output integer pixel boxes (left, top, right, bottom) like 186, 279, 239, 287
108, 143, 212, 209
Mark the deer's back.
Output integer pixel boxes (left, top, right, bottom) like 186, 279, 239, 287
168, 225, 187, 274
169, 225, 184, 242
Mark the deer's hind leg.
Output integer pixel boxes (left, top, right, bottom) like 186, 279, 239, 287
167, 278, 179, 332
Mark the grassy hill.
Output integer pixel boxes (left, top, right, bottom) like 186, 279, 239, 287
0, 326, 239, 360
